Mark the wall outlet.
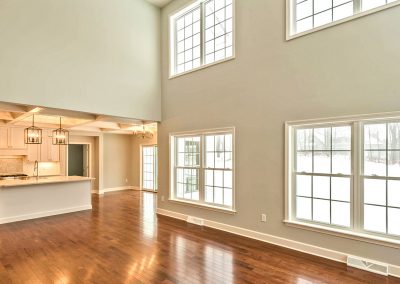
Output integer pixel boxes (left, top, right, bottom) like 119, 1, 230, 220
261, 214, 267, 222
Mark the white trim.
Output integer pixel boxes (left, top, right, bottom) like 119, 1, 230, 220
0, 205, 92, 224
285, 220, 400, 249
169, 57, 236, 79
168, 198, 237, 214
286, 0, 400, 40
156, 208, 400, 278
97, 186, 140, 195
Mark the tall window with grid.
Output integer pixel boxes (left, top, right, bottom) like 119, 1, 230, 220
295, 126, 352, 227
363, 123, 400, 236
171, 129, 235, 210
289, 0, 399, 36
170, 0, 234, 76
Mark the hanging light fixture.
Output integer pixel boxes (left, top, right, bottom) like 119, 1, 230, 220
24, 115, 42, 144
52, 117, 69, 145
133, 124, 154, 139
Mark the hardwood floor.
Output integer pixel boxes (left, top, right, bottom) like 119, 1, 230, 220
0, 191, 399, 284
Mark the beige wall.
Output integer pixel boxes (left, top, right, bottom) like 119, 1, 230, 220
103, 134, 133, 189
0, 0, 161, 121
158, 0, 400, 266
130, 134, 158, 188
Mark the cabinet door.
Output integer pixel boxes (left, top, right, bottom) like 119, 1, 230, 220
9, 127, 27, 149
40, 131, 49, 162
27, 144, 40, 162
0, 128, 8, 149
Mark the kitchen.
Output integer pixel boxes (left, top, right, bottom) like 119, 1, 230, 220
0, 102, 157, 224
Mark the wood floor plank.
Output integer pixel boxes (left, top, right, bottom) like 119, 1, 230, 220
0, 190, 399, 283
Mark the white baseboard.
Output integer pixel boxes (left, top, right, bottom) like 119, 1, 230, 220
96, 186, 142, 195
0, 205, 92, 225
156, 208, 400, 279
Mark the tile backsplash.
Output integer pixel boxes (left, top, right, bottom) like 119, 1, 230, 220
0, 157, 24, 174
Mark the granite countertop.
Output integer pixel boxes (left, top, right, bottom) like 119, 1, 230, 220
0, 176, 95, 188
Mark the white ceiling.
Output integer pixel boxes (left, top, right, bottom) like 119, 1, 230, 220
145, 0, 173, 7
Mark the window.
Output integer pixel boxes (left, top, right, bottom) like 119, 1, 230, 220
286, 115, 400, 243
170, 128, 235, 211
142, 145, 158, 191
287, 0, 400, 38
170, 0, 234, 76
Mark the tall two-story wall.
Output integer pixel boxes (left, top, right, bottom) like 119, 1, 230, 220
0, 0, 161, 121
158, 0, 400, 267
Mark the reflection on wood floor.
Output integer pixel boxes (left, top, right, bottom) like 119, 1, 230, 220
0, 191, 399, 283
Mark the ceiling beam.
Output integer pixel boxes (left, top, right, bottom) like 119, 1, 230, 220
7, 107, 42, 125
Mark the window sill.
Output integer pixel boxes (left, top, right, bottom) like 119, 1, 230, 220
284, 220, 400, 249
169, 56, 236, 79
169, 198, 237, 215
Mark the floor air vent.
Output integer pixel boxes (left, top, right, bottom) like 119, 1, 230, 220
347, 255, 389, 276
187, 216, 204, 226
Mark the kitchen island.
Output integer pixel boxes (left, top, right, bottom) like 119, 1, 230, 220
0, 176, 93, 224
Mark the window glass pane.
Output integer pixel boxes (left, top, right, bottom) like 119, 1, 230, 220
331, 177, 350, 202
296, 151, 312, 172
332, 126, 351, 150
206, 152, 215, 168
388, 180, 400, 208
314, 10, 332, 28
364, 124, 386, 150
224, 171, 232, 188
388, 208, 400, 236
225, 134, 233, 151
313, 151, 331, 173
388, 123, 400, 149
364, 178, 386, 206
314, 127, 331, 150
332, 151, 351, 174
333, 2, 353, 21
362, 0, 386, 11
224, 188, 233, 206
314, 0, 332, 14
205, 186, 213, 203
364, 151, 386, 176
296, 0, 313, 20
214, 187, 223, 204
388, 151, 400, 177
364, 205, 386, 233
205, 170, 213, 186
296, 175, 312, 197
297, 197, 312, 220
331, 201, 350, 227
225, 152, 233, 169
296, 17, 313, 33
313, 199, 330, 224
214, 170, 223, 187
313, 176, 330, 199
296, 129, 313, 150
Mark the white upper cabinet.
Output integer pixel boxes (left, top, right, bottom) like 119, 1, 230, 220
0, 127, 27, 150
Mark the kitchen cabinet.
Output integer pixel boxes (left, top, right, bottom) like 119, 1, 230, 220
27, 130, 60, 162
0, 127, 27, 150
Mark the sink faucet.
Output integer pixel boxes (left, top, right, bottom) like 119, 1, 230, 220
33, 160, 39, 179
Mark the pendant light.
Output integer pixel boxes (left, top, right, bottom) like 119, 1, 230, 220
52, 117, 69, 145
24, 115, 43, 144
133, 124, 154, 139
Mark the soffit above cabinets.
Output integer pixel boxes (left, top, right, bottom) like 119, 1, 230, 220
0, 102, 157, 135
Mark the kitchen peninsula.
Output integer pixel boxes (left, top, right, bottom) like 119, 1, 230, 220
0, 176, 93, 224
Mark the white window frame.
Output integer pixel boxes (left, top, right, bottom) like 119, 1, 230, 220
286, 0, 400, 40
285, 112, 400, 248
141, 144, 158, 192
169, 0, 236, 78
169, 127, 236, 213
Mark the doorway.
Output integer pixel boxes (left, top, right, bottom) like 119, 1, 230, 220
141, 145, 158, 192
68, 144, 89, 177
